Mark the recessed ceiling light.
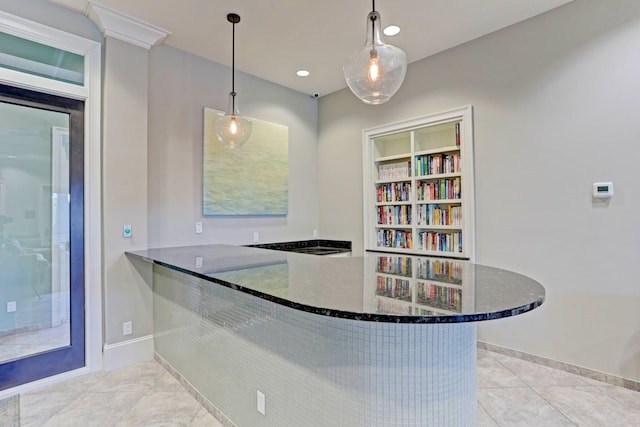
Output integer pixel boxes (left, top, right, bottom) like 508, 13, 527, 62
296, 70, 310, 77
384, 25, 401, 36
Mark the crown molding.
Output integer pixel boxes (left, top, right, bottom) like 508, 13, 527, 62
87, 2, 170, 49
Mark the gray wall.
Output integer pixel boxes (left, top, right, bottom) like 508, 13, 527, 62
318, 0, 640, 382
147, 45, 319, 249
101, 36, 152, 352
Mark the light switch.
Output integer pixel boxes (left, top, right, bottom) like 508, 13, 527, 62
123, 224, 132, 238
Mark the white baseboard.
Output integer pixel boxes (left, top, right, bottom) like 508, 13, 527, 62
103, 334, 154, 371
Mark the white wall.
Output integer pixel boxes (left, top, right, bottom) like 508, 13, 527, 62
318, 0, 640, 382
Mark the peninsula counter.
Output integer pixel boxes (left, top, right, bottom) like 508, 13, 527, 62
127, 245, 544, 427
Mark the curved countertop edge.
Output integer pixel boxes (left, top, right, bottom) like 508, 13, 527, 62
127, 250, 546, 324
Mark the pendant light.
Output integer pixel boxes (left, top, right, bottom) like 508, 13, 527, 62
343, 0, 407, 105
214, 13, 252, 149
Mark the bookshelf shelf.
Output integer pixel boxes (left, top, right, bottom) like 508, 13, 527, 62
416, 225, 462, 231
416, 199, 461, 205
416, 172, 462, 180
375, 153, 412, 162
375, 179, 412, 184
376, 201, 412, 206
415, 145, 460, 156
363, 106, 475, 260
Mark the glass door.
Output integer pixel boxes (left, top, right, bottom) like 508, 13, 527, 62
0, 84, 84, 390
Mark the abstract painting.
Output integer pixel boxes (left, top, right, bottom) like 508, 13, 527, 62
203, 107, 288, 215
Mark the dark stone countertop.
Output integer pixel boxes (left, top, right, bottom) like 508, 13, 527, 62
126, 245, 545, 324
247, 239, 351, 255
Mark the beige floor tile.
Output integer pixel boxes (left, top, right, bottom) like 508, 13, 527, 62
477, 348, 496, 361
477, 356, 527, 388
40, 391, 143, 427
478, 387, 576, 426
89, 361, 167, 393
28, 371, 107, 395
19, 392, 82, 427
113, 391, 203, 426
10, 355, 638, 427
477, 403, 499, 426
606, 384, 640, 408
534, 385, 640, 426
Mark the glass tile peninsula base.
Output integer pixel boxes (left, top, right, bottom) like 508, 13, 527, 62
154, 265, 477, 427
128, 245, 544, 426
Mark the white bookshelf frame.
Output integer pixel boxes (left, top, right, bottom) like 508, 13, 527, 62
362, 105, 475, 261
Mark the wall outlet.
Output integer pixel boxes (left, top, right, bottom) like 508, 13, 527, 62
123, 224, 132, 238
7, 301, 16, 313
313, 229, 318, 239
253, 232, 259, 243
123, 321, 133, 336
195, 222, 203, 234
257, 390, 266, 415
195, 256, 203, 268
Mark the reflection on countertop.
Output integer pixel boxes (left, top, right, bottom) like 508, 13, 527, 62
126, 244, 545, 324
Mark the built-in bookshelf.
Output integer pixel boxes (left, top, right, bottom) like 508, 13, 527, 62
363, 106, 475, 260
371, 254, 472, 316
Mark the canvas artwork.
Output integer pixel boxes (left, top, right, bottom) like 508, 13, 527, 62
203, 107, 289, 216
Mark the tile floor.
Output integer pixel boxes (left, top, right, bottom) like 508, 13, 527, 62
3, 348, 639, 426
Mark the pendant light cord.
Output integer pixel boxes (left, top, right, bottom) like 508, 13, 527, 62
231, 18, 236, 111
226, 13, 241, 112
370, 0, 377, 39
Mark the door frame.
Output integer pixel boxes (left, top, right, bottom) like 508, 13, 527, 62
0, 11, 102, 395
0, 85, 86, 388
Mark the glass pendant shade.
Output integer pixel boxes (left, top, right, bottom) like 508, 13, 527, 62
214, 91, 252, 149
344, 10, 407, 105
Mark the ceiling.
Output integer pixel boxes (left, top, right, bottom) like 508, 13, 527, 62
47, 0, 572, 97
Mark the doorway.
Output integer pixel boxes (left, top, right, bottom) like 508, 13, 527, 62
0, 84, 84, 390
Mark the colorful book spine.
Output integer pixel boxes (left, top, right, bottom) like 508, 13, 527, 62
376, 182, 411, 202
417, 230, 463, 253
416, 204, 463, 226
414, 153, 461, 177
376, 229, 413, 249
376, 205, 412, 225
416, 178, 461, 201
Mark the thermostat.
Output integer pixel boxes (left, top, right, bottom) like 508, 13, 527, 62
592, 182, 613, 198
